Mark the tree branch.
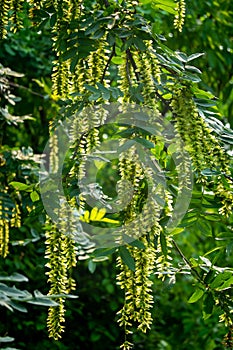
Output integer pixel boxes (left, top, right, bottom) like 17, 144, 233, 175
171, 239, 204, 285
8, 81, 46, 98
101, 44, 116, 83
126, 49, 140, 82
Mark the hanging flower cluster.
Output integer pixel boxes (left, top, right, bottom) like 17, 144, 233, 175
0, 0, 25, 38
45, 203, 77, 340
171, 83, 233, 216
174, 0, 186, 32
45, 121, 77, 339
116, 236, 157, 350
0, 197, 10, 258
116, 46, 175, 348
0, 188, 21, 258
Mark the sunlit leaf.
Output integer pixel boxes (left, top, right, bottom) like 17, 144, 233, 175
188, 288, 204, 303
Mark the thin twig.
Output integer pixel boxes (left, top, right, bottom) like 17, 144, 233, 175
8, 81, 46, 98
171, 239, 204, 284
126, 48, 140, 82
101, 44, 116, 83
125, 55, 132, 86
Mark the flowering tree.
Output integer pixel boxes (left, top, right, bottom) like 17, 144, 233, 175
1, 1, 233, 349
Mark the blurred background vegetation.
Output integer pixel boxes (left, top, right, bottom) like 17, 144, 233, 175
0, 1, 233, 349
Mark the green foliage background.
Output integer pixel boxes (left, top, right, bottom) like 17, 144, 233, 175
0, 1, 233, 349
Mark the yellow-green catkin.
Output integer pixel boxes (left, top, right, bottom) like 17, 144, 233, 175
45, 224, 68, 339
171, 84, 233, 216
116, 233, 158, 348
119, 53, 136, 104
57, 203, 77, 293
174, 0, 186, 32
45, 203, 77, 339
69, 40, 109, 192
87, 42, 110, 88
171, 85, 227, 172
10, 0, 25, 32
0, 205, 10, 258
134, 49, 160, 111
49, 122, 59, 174
116, 44, 167, 347
50, 0, 83, 100
52, 58, 70, 100
0, 189, 20, 258
46, 115, 77, 340
116, 146, 163, 342
10, 203, 21, 228
127, 0, 139, 10
134, 236, 156, 332
133, 44, 162, 148
0, 0, 11, 38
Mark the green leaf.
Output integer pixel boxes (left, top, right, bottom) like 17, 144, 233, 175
88, 92, 101, 101
210, 272, 233, 289
92, 256, 109, 262
132, 37, 147, 51
118, 139, 136, 152
204, 270, 216, 284
175, 52, 188, 63
112, 56, 124, 65
202, 292, 215, 320
179, 210, 198, 227
83, 84, 99, 93
88, 260, 96, 274
152, 0, 176, 14
195, 99, 216, 107
188, 288, 204, 303
119, 246, 135, 272
182, 72, 201, 83
27, 298, 58, 307
8, 301, 28, 313
187, 52, 205, 62
134, 137, 155, 149
61, 47, 77, 61
167, 143, 178, 155
203, 214, 220, 222
70, 56, 79, 73
96, 82, 111, 100
160, 231, 167, 257
0, 337, 14, 343
185, 65, 202, 74
93, 247, 116, 258
0, 273, 28, 282
9, 182, 30, 191
128, 239, 145, 249
168, 227, 184, 236
216, 276, 233, 291
85, 22, 101, 36
92, 28, 105, 40
121, 234, 145, 249
30, 191, 40, 202
204, 246, 224, 256
0, 283, 30, 298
